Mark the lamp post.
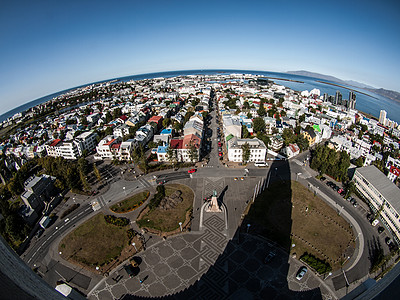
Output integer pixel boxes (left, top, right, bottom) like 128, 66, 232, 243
246, 223, 251, 233
123, 186, 126, 195
296, 172, 302, 181
179, 222, 183, 232
132, 242, 137, 252
324, 272, 332, 280
342, 256, 350, 266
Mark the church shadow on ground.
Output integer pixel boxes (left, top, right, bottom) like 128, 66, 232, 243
121, 159, 322, 299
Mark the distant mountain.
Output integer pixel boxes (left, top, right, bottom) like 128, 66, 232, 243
287, 70, 400, 103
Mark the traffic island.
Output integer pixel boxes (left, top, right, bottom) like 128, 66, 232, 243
58, 213, 144, 275
136, 183, 194, 237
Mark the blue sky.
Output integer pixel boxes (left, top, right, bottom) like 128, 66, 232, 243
1, 0, 399, 115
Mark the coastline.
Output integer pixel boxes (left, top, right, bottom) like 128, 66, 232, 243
316, 80, 379, 100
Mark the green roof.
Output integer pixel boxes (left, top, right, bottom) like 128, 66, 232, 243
313, 124, 321, 132
226, 134, 234, 141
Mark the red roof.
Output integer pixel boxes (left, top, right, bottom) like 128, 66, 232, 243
390, 166, 400, 177
49, 139, 61, 147
119, 115, 128, 121
111, 143, 121, 149
170, 139, 183, 149
104, 138, 116, 146
148, 116, 163, 123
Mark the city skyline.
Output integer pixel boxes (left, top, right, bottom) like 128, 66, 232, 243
1, 0, 399, 115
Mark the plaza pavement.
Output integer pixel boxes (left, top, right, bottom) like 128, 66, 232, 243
88, 176, 334, 300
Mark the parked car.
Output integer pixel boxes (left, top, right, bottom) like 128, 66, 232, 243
124, 265, 136, 278
385, 237, 393, 245
371, 219, 379, 227
320, 176, 326, 181
338, 188, 344, 194
296, 266, 308, 280
218, 142, 222, 147
264, 252, 276, 264
378, 226, 385, 234
218, 152, 223, 157
340, 190, 346, 197
188, 169, 197, 174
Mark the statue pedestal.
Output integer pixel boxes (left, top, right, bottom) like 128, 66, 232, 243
205, 196, 222, 213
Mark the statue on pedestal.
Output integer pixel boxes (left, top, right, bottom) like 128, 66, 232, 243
205, 189, 222, 212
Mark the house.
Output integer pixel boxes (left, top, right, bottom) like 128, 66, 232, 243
147, 115, 163, 131
118, 139, 136, 161
96, 135, 122, 159
156, 145, 168, 162
387, 166, 400, 183
269, 135, 284, 152
113, 124, 130, 138
223, 115, 241, 139
283, 143, 300, 159
135, 124, 154, 146
302, 130, 317, 146
153, 128, 173, 145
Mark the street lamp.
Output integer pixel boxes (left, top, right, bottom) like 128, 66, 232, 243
123, 186, 126, 195
132, 242, 137, 252
246, 223, 251, 233
179, 222, 183, 232
342, 256, 350, 266
324, 272, 333, 280
296, 172, 302, 181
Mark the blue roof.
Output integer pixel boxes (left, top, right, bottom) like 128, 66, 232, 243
157, 146, 168, 154
161, 128, 172, 135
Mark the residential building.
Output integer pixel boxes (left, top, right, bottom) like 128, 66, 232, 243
227, 137, 267, 163
74, 131, 98, 156
21, 175, 55, 211
353, 166, 400, 244
113, 124, 130, 138
283, 143, 300, 159
387, 166, 400, 183
269, 135, 284, 152
96, 135, 122, 159
302, 130, 317, 146
135, 124, 154, 146
118, 139, 136, 161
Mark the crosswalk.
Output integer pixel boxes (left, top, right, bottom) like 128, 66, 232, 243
138, 177, 153, 188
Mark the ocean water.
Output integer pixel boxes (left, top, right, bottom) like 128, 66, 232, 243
1, 69, 399, 124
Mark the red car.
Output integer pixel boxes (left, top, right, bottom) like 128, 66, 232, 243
218, 142, 222, 147
218, 152, 223, 157
188, 169, 197, 174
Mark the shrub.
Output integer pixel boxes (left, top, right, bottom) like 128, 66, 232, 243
149, 185, 165, 209
300, 252, 332, 274
104, 215, 130, 227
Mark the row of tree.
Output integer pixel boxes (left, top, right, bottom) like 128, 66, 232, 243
310, 144, 350, 182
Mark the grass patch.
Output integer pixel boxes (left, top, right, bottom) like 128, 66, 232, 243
110, 191, 150, 213
59, 213, 129, 266
137, 184, 194, 232
247, 180, 354, 270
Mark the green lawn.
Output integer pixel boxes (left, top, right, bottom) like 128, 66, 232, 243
137, 184, 194, 232
246, 180, 354, 270
59, 213, 129, 267
110, 190, 150, 213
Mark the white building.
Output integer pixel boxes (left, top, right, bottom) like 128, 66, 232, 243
353, 166, 400, 244
74, 131, 98, 156
96, 135, 122, 159
379, 110, 387, 125
227, 137, 267, 163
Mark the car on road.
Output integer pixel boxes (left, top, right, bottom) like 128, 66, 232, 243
371, 219, 379, 227
378, 226, 385, 234
218, 142, 222, 147
218, 152, 223, 157
320, 176, 326, 181
234, 177, 238, 181
264, 251, 276, 264
240, 177, 244, 180
296, 266, 308, 280
385, 237, 393, 245
338, 188, 343, 194
188, 169, 197, 174
36, 228, 44, 238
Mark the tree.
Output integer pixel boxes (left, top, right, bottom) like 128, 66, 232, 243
257, 100, 266, 117
241, 142, 250, 164
93, 163, 102, 181
80, 170, 90, 192
354, 157, 364, 167
243, 101, 250, 110
296, 135, 309, 151
252, 117, 266, 134
188, 142, 198, 163
162, 118, 171, 128
78, 157, 88, 175
105, 127, 113, 136
246, 112, 252, 119
167, 147, 178, 166
242, 125, 250, 139
184, 111, 194, 124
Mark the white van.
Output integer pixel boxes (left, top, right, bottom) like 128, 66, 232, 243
254, 162, 268, 167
